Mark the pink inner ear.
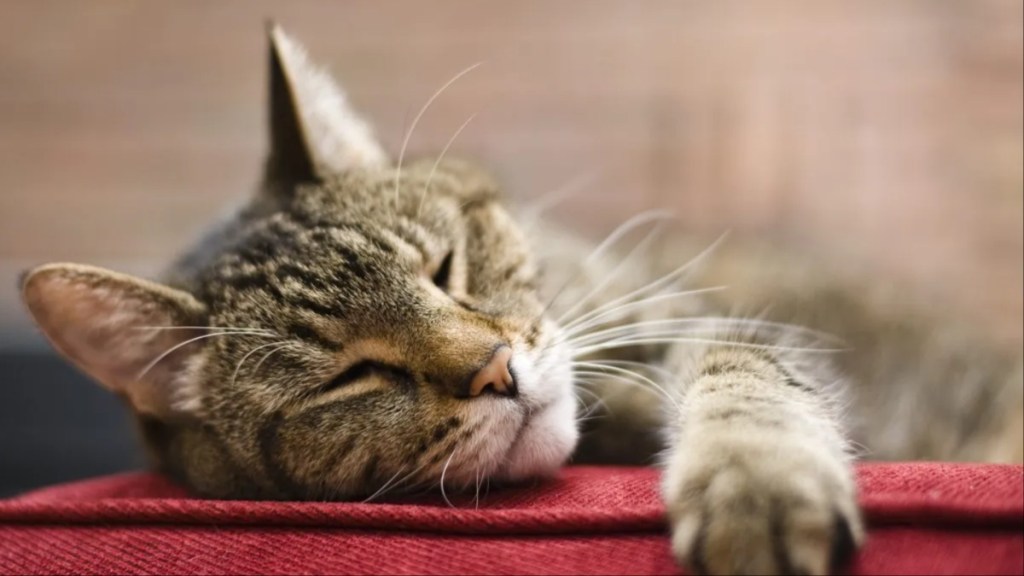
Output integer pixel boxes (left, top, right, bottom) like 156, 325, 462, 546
22, 265, 203, 418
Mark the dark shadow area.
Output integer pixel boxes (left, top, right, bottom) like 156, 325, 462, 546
0, 351, 144, 497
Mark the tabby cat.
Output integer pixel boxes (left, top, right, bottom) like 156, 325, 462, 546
20, 26, 1022, 576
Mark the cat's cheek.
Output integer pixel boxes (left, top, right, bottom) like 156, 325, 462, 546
497, 393, 579, 482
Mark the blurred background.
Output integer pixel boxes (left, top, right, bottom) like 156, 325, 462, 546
0, 1, 1020, 495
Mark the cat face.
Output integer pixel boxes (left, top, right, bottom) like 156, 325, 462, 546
20, 26, 578, 499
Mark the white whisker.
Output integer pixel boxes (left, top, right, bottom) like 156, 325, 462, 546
417, 113, 479, 218
567, 318, 844, 348
561, 287, 727, 336
542, 210, 674, 318
575, 358, 678, 384
572, 337, 845, 357
439, 447, 459, 508
137, 330, 275, 379
364, 457, 436, 502
393, 62, 483, 203
573, 384, 607, 407
251, 342, 294, 375
133, 325, 277, 335
366, 456, 436, 503
473, 467, 482, 510
571, 327, 719, 348
362, 467, 407, 504
560, 231, 730, 329
573, 360, 681, 410
230, 340, 286, 387
580, 210, 674, 270
573, 369, 677, 410
555, 216, 672, 325
572, 384, 610, 419
520, 170, 600, 225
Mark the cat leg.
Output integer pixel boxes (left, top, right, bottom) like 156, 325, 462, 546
660, 341, 863, 575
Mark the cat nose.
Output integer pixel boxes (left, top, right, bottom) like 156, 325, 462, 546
467, 346, 517, 398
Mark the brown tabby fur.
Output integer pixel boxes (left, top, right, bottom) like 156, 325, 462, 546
20, 26, 1021, 575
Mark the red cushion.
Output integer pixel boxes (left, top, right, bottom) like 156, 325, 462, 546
0, 463, 1021, 575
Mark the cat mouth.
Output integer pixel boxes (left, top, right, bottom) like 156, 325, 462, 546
509, 398, 553, 446
486, 351, 578, 482
490, 395, 577, 483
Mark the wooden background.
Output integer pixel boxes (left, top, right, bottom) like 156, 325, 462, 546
0, 1, 1021, 347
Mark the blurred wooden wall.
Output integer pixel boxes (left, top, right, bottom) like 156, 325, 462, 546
0, 1, 1020, 346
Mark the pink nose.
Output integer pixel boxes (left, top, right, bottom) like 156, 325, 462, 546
468, 346, 517, 398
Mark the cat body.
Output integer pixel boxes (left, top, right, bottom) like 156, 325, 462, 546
20, 26, 1022, 575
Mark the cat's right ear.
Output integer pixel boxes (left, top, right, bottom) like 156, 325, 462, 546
265, 24, 389, 188
20, 263, 208, 420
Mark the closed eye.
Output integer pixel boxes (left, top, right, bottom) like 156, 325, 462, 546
431, 250, 454, 291
317, 360, 414, 396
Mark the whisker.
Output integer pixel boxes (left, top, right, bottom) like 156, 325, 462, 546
373, 450, 442, 502
439, 447, 459, 509
137, 330, 275, 379
473, 467, 482, 510
560, 230, 730, 329
575, 358, 678, 384
555, 215, 672, 325
541, 210, 675, 321
417, 113, 479, 218
393, 62, 484, 203
572, 384, 610, 420
250, 342, 293, 375
520, 170, 600, 225
362, 457, 438, 502
362, 467, 408, 504
572, 337, 846, 357
571, 327, 720, 348
561, 287, 727, 336
847, 439, 873, 459
133, 326, 277, 335
573, 361, 681, 410
567, 318, 845, 348
573, 384, 607, 407
573, 369, 677, 410
230, 340, 286, 388
575, 414, 606, 425
582, 210, 675, 269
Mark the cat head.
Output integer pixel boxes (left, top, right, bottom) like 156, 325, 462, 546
20, 25, 578, 499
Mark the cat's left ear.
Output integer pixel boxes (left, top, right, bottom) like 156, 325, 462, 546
21, 263, 208, 420
265, 24, 390, 187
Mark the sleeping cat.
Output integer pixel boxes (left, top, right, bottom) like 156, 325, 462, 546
20, 25, 1022, 576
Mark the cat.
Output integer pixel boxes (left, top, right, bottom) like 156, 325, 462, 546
19, 25, 1022, 576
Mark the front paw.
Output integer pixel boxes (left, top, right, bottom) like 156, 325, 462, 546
663, 441, 863, 575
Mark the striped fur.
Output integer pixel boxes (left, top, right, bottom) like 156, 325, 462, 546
20, 27, 1021, 576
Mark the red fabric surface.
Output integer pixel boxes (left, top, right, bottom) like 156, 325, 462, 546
0, 463, 1021, 575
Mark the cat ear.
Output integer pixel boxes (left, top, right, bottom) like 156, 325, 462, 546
265, 23, 389, 187
21, 263, 208, 420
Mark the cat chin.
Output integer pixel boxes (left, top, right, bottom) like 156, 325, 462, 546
489, 335, 579, 482
493, 391, 579, 482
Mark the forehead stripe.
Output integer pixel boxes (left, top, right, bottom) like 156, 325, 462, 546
288, 323, 341, 351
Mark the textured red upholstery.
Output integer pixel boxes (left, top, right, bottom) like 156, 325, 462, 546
1, 463, 1021, 575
